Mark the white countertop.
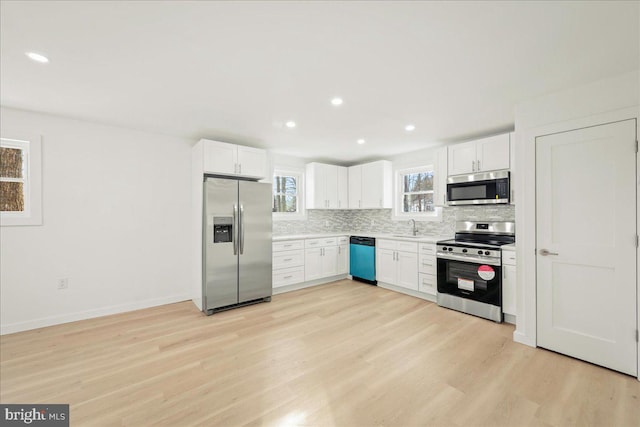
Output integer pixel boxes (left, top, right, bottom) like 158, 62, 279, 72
273, 233, 451, 244
502, 244, 516, 250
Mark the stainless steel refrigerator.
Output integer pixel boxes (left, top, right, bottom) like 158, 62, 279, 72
203, 177, 272, 314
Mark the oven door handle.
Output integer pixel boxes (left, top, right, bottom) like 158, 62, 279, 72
436, 253, 501, 266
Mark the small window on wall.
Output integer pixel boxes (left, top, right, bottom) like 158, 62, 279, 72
1, 133, 42, 226
272, 169, 305, 220
393, 166, 441, 221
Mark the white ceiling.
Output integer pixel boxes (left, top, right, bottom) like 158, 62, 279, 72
1, 1, 638, 165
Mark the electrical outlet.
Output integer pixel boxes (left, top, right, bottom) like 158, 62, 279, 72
57, 278, 69, 290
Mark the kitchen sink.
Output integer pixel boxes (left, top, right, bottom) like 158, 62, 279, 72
391, 234, 420, 238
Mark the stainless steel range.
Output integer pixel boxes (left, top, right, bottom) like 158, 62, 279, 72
436, 221, 515, 323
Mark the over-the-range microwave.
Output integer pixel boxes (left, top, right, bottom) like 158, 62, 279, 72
446, 170, 510, 205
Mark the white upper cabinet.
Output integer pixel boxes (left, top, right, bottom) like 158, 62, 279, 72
336, 166, 348, 209
349, 160, 392, 209
476, 134, 510, 172
433, 146, 448, 206
448, 140, 477, 176
200, 139, 267, 179
237, 145, 268, 178
348, 165, 363, 209
306, 163, 348, 209
447, 133, 510, 176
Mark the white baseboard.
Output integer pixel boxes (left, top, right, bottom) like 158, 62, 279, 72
376, 281, 437, 302
513, 330, 536, 347
0, 293, 191, 335
273, 274, 348, 295
504, 313, 516, 325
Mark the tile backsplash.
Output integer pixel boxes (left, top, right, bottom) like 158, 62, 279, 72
273, 205, 515, 237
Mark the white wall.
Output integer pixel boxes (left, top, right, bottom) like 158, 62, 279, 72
513, 70, 640, 351
0, 107, 193, 334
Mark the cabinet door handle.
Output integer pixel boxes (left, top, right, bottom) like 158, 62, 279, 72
511, 190, 514, 203
239, 163, 242, 174
284, 244, 292, 247
477, 160, 480, 171
472, 160, 475, 172
283, 258, 292, 262
284, 275, 293, 279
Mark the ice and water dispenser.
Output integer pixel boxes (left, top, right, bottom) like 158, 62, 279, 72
213, 217, 233, 243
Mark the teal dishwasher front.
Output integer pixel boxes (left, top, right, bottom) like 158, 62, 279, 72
349, 236, 377, 284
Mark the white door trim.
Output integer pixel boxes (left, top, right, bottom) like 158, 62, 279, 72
515, 105, 640, 380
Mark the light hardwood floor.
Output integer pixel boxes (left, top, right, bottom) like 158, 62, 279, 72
1, 280, 638, 426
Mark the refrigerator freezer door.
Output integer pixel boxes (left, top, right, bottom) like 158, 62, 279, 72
204, 178, 239, 310
238, 180, 273, 302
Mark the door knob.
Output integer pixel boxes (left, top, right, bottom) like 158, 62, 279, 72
539, 249, 559, 256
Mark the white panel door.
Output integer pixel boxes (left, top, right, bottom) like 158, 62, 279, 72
536, 119, 637, 376
337, 166, 349, 209
376, 249, 396, 284
396, 251, 418, 290
203, 140, 237, 175
324, 165, 338, 209
304, 248, 323, 281
322, 246, 338, 277
447, 140, 476, 175
337, 244, 349, 274
476, 133, 510, 172
237, 146, 267, 178
361, 162, 383, 208
348, 165, 362, 209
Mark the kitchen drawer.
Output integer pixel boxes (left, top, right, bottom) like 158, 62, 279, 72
377, 239, 395, 250
273, 240, 304, 252
273, 249, 304, 269
337, 236, 349, 244
397, 241, 418, 253
419, 273, 437, 296
378, 239, 418, 253
502, 250, 516, 266
305, 237, 337, 248
419, 243, 436, 256
273, 266, 305, 288
419, 255, 436, 275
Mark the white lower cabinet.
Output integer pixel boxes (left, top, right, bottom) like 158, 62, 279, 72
376, 240, 418, 291
304, 237, 342, 282
337, 243, 349, 275
418, 243, 437, 297
502, 247, 516, 318
272, 240, 305, 289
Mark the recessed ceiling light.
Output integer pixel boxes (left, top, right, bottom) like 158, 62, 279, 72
285, 121, 296, 128
331, 97, 343, 106
357, 139, 365, 145
405, 124, 416, 132
25, 52, 49, 63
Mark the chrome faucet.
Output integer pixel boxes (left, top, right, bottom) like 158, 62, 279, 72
409, 219, 417, 236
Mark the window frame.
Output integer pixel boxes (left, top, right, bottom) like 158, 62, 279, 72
0, 132, 42, 226
272, 167, 306, 221
392, 165, 442, 222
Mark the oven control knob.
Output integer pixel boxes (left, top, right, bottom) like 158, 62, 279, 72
485, 251, 490, 255
448, 247, 453, 252
462, 249, 468, 253
442, 247, 447, 251
478, 250, 483, 255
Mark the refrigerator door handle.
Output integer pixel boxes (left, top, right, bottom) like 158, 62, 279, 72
239, 204, 245, 255
233, 204, 238, 255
